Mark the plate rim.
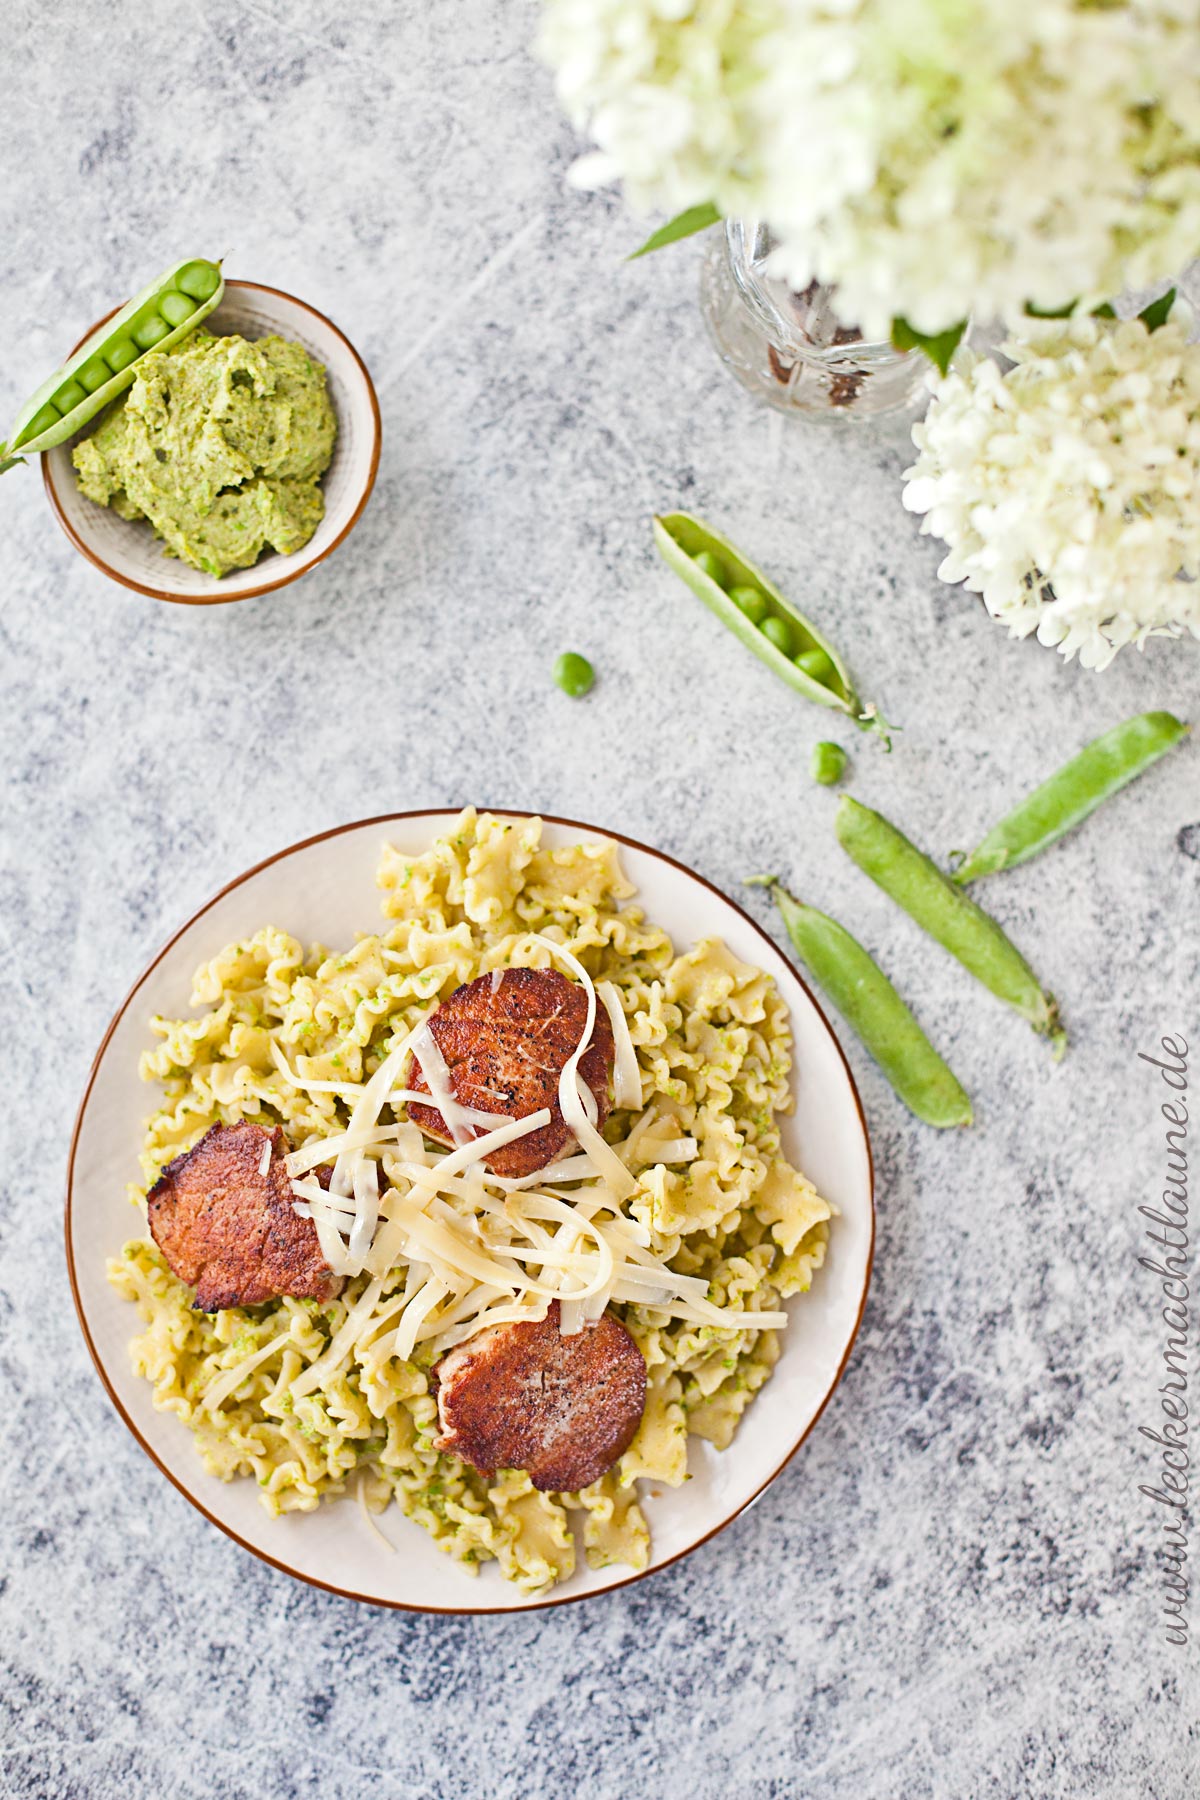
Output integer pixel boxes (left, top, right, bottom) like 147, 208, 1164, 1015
42, 279, 382, 607
65, 808, 876, 1615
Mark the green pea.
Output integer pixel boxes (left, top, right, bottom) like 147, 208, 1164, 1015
105, 338, 139, 373
554, 652, 595, 698
24, 402, 61, 441
176, 260, 222, 302
54, 379, 88, 412
729, 585, 768, 625
811, 741, 847, 786
79, 359, 112, 394
694, 550, 727, 589
159, 291, 197, 328
761, 615, 793, 656
133, 315, 172, 351
796, 647, 837, 687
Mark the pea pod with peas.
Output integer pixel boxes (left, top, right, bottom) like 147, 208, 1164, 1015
653, 512, 892, 745
0, 257, 224, 475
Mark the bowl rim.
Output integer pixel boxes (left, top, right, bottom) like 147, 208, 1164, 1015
42, 279, 382, 607
65, 808, 876, 1614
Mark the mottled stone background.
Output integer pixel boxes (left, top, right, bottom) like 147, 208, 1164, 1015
1, 4, 1197, 1796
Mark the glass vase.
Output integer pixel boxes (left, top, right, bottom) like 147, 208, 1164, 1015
700, 219, 929, 421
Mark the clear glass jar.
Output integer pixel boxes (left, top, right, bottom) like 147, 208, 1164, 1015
700, 219, 929, 421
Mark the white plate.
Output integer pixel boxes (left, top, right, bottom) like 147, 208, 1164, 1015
67, 812, 875, 1613
43, 280, 380, 605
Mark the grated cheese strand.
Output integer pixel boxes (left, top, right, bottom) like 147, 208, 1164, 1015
597, 979, 642, 1109
203, 1328, 293, 1414
291, 1275, 385, 1398
525, 934, 637, 1201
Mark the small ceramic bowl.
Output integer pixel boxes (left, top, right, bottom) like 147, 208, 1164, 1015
42, 280, 381, 605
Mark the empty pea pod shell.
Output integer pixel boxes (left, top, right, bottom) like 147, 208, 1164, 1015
751, 876, 972, 1128
0, 257, 224, 474
836, 797, 1066, 1057
952, 710, 1190, 884
653, 512, 892, 744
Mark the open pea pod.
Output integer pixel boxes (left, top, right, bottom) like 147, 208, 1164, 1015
0, 256, 224, 475
653, 511, 891, 745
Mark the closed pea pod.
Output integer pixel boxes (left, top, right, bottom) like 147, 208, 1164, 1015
750, 876, 973, 1128
836, 797, 1065, 1056
653, 512, 892, 744
1, 256, 224, 474
952, 711, 1190, 884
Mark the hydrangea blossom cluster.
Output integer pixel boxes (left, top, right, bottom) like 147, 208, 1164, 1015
538, 0, 1200, 338
901, 312, 1200, 670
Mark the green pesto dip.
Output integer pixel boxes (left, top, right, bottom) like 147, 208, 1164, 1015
72, 329, 337, 577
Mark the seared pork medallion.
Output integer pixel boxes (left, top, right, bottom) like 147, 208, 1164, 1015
407, 966, 615, 1178
147, 1122, 341, 1312
433, 1302, 647, 1491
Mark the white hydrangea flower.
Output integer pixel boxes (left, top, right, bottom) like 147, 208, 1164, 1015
538, 0, 1200, 339
902, 311, 1200, 670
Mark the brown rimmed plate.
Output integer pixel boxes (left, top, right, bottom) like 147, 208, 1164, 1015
66, 811, 875, 1612
43, 280, 381, 605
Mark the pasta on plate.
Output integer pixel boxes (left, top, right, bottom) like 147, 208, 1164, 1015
109, 811, 832, 1593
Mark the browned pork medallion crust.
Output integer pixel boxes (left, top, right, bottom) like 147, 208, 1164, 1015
406, 966, 615, 1179
146, 1121, 342, 1313
432, 1301, 647, 1492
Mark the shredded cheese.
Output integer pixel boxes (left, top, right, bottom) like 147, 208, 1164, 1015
203, 1328, 293, 1414
597, 979, 641, 1109
290, 1275, 385, 1398
274, 942, 789, 1367
410, 1025, 473, 1146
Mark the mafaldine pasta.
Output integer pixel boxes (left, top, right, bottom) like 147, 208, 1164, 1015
109, 810, 831, 1594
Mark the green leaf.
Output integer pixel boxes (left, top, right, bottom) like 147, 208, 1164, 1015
1138, 287, 1176, 332
1023, 300, 1116, 320
0, 443, 24, 477
628, 202, 722, 261
890, 316, 967, 376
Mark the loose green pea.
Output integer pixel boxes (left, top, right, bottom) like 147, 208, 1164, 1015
176, 260, 222, 302
78, 358, 111, 394
811, 741, 847, 785
105, 338, 139, 373
694, 550, 727, 589
54, 379, 88, 412
729, 585, 768, 625
159, 291, 197, 328
761, 615, 793, 656
796, 647, 837, 687
554, 651, 594, 697
133, 315, 172, 351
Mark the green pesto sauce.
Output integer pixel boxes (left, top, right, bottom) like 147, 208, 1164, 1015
72, 329, 337, 577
